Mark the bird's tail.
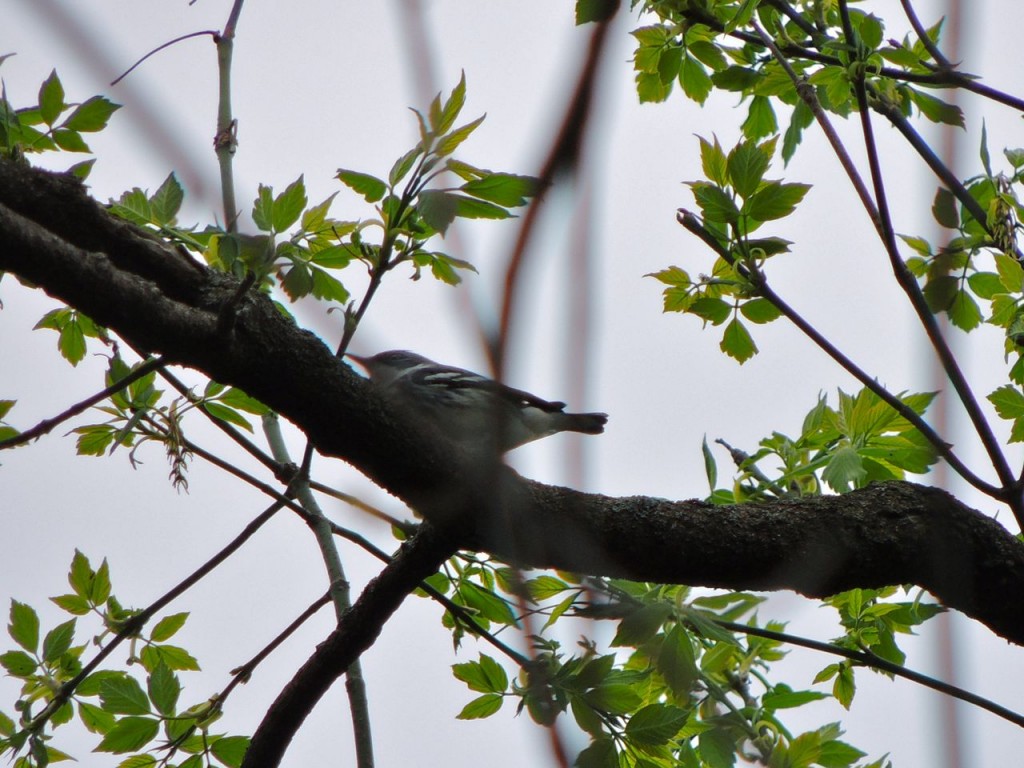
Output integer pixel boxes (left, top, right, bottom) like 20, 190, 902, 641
564, 412, 608, 435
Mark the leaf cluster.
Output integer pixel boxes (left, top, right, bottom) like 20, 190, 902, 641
0, 552, 247, 768
650, 135, 804, 363
629, 3, 963, 162
703, 386, 938, 502
0, 64, 119, 178
446, 566, 890, 768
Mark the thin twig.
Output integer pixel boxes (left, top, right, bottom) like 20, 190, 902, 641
0, 355, 165, 449
898, 0, 952, 69
717, 619, 1024, 729
836, 2, 1018, 510
25, 500, 284, 735
262, 412, 376, 768
677, 210, 1001, 498
111, 31, 218, 86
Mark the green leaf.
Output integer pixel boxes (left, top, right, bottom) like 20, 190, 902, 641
62, 95, 120, 132
690, 182, 739, 224
52, 128, 89, 152
220, 388, 270, 416
417, 189, 458, 233
457, 582, 517, 626
833, 663, 856, 708
995, 252, 1024, 292
336, 169, 387, 203
202, 401, 254, 433
273, 176, 307, 232
727, 140, 771, 199
150, 173, 183, 225
388, 147, 422, 187
657, 626, 699, 697
932, 187, 958, 229
210, 735, 250, 768
69, 550, 94, 598
100, 675, 151, 715
118, 755, 159, 767
822, 445, 866, 492
720, 317, 757, 363
147, 663, 180, 717
611, 603, 671, 646
923, 275, 958, 312
818, 738, 867, 768
434, 72, 467, 135
69, 158, 96, 179
78, 700, 116, 734
95, 716, 159, 754
679, 54, 713, 104
450, 660, 486, 693
625, 703, 688, 745
0, 650, 37, 677
457, 693, 504, 719
968, 271, 1003, 299
251, 184, 275, 231
42, 619, 76, 663
584, 683, 642, 715
50, 594, 90, 615
739, 297, 781, 324
741, 96, 777, 140
576, 738, 618, 768
460, 173, 540, 207
702, 436, 717, 493
110, 188, 153, 225
690, 297, 732, 325
9, 600, 40, 653
92, 558, 111, 604
762, 687, 829, 710
435, 113, 486, 157
948, 289, 982, 331
699, 136, 728, 186
140, 643, 199, 671
909, 88, 964, 127
711, 65, 762, 91
783, 99, 814, 165
988, 385, 1024, 420
525, 575, 569, 601
658, 45, 683, 84
980, 120, 993, 177
39, 70, 65, 126
745, 181, 811, 221
636, 71, 673, 103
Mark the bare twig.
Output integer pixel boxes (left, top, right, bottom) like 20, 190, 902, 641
0, 355, 165, 449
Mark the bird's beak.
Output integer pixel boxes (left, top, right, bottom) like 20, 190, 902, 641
346, 353, 368, 367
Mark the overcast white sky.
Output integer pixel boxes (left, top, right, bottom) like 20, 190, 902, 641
3, 1, 1024, 766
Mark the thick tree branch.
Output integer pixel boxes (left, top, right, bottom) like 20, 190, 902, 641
3, 159, 1024, 652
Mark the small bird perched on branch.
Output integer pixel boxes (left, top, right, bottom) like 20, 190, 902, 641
348, 350, 607, 453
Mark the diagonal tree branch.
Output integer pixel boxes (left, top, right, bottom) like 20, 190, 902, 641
3, 159, 1024, 652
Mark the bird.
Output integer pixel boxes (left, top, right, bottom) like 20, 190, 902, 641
348, 350, 607, 453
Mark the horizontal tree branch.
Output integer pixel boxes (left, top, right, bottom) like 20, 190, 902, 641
2, 158, 1024, 654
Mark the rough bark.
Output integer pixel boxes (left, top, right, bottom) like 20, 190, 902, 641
4, 159, 1024, 763
1, 158, 1022, 641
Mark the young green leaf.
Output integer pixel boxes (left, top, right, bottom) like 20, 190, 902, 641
273, 176, 307, 232
8, 600, 40, 653
38, 70, 65, 126
720, 317, 757, 363
62, 95, 120, 132
150, 173, 184, 225
336, 169, 387, 203
457, 693, 504, 720
435, 113, 486, 157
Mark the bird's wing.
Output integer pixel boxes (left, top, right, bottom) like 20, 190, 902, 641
411, 364, 566, 412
